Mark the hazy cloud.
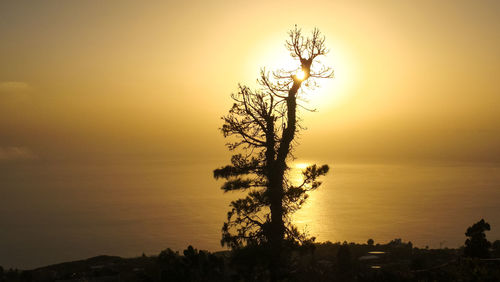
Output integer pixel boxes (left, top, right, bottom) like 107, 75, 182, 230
0, 81, 30, 93
0, 81, 32, 104
0, 146, 37, 161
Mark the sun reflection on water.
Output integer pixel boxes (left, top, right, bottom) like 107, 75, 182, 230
290, 161, 322, 232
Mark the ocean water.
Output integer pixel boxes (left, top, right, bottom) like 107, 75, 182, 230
1, 160, 499, 269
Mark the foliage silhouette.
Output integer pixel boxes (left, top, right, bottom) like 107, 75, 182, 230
158, 246, 224, 281
214, 26, 333, 279
464, 218, 491, 258
492, 240, 500, 257
4, 239, 500, 281
367, 238, 374, 246
336, 243, 353, 281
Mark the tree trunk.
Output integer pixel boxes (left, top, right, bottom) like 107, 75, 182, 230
268, 80, 300, 281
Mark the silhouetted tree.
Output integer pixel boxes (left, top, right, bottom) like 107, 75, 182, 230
158, 248, 185, 281
214, 26, 333, 279
492, 240, 500, 258
4, 269, 19, 282
158, 246, 225, 282
336, 243, 353, 281
464, 219, 491, 258
367, 239, 374, 246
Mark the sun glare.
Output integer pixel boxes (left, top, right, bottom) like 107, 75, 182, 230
247, 34, 356, 109
296, 69, 306, 80
291, 162, 311, 186
294, 162, 311, 170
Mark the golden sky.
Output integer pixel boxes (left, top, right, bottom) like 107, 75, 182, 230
1, 0, 499, 164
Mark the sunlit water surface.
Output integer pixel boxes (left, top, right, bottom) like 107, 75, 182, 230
1, 160, 499, 269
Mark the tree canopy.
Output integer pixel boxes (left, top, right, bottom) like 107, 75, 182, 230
464, 218, 491, 258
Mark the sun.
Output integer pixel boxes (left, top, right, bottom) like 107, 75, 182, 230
296, 69, 306, 81
246, 33, 356, 108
